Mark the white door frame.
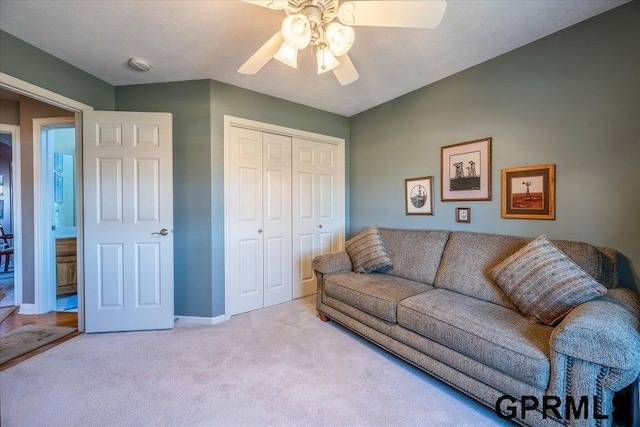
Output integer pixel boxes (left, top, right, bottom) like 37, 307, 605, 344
223, 115, 345, 320
33, 117, 76, 314
0, 124, 22, 308
0, 72, 93, 331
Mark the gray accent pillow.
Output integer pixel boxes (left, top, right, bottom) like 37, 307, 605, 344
490, 235, 607, 325
345, 226, 393, 274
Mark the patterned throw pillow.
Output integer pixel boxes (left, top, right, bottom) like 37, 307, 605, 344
489, 235, 607, 325
345, 226, 393, 274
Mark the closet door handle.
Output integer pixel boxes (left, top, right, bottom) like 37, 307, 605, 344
319, 225, 323, 229
258, 229, 263, 233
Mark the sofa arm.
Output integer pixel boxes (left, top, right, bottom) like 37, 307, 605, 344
312, 251, 353, 275
551, 288, 640, 371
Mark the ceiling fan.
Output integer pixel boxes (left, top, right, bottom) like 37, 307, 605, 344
238, 0, 447, 85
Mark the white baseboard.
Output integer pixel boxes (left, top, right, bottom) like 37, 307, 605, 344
18, 303, 37, 315
176, 314, 226, 325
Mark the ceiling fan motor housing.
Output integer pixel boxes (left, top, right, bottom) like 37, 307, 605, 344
287, 0, 340, 48
290, 1, 339, 32
287, 0, 339, 21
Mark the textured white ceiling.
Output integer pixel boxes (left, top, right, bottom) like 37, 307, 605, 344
0, 0, 628, 117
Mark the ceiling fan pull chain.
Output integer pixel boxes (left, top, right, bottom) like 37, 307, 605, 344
320, 27, 327, 71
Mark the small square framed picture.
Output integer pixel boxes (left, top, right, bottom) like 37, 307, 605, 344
456, 207, 470, 223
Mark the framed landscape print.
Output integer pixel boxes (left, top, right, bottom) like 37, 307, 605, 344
501, 164, 555, 220
441, 138, 491, 201
405, 176, 434, 215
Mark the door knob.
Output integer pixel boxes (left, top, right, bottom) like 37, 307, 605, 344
152, 228, 169, 236
258, 229, 263, 233
319, 225, 323, 229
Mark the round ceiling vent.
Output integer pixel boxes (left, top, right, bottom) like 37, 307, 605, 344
128, 58, 151, 72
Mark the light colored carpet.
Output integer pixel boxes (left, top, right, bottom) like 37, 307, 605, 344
0, 296, 510, 427
0, 324, 76, 364
0, 305, 17, 324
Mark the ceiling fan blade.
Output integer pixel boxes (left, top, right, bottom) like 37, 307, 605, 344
338, 1, 447, 28
238, 32, 284, 75
241, 0, 288, 10
333, 54, 359, 86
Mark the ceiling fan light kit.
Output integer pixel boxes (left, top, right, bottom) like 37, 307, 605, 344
316, 46, 340, 73
325, 22, 354, 57
240, 0, 447, 85
274, 38, 299, 68
281, 14, 312, 48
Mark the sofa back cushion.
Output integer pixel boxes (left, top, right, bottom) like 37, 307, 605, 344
378, 228, 450, 285
433, 231, 616, 309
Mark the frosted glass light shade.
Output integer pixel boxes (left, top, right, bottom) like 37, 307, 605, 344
274, 41, 298, 68
281, 14, 311, 49
326, 23, 355, 57
316, 47, 340, 74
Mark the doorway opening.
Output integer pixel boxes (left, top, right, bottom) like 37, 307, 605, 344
0, 74, 94, 334
42, 124, 78, 312
33, 118, 77, 314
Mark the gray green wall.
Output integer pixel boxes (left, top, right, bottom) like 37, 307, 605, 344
115, 80, 349, 318
0, 31, 115, 110
2, 1, 636, 313
115, 81, 213, 318
349, 3, 639, 289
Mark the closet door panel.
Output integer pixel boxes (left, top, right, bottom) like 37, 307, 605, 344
298, 232, 316, 283
317, 142, 342, 256
228, 126, 264, 314
292, 138, 318, 299
263, 132, 292, 307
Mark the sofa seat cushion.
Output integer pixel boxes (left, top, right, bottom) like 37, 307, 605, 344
324, 273, 433, 323
397, 289, 553, 389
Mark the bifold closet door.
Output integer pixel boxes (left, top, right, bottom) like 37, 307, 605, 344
292, 138, 342, 298
228, 126, 292, 315
262, 132, 292, 308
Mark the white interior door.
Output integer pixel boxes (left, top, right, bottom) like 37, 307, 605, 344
262, 132, 292, 308
228, 126, 264, 315
83, 111, 173, 333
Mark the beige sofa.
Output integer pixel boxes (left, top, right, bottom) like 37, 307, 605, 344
312, 228, 640, 427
